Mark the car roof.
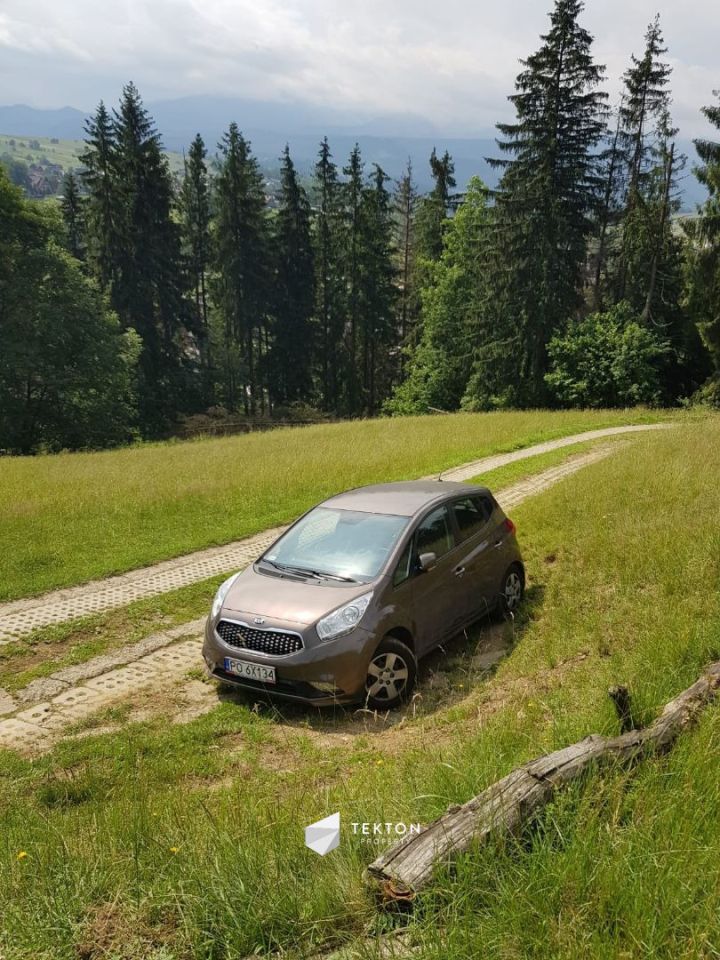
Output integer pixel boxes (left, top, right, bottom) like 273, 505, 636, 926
321, 480, 492, 518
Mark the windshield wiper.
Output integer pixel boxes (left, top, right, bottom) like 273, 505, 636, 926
261, 559, 357, 583
261, 559, 324, 581
308, 570, 358, 583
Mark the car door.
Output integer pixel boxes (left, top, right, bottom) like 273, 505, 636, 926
409, 504, 468, 655
448, 495, 500, 623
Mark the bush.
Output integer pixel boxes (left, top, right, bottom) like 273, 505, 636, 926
545, 302, 670, 408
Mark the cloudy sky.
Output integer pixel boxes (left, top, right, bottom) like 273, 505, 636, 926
1, 0, 717, 137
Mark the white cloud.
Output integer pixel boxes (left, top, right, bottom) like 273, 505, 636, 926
1, 0, 718, 137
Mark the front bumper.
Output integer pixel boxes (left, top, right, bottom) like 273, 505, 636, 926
202, 614, 378, 705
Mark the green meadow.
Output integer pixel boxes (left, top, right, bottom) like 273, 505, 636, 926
0, 408, 675, 602
2, 416, 720, 958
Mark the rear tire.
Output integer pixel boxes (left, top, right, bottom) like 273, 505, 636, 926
364, 636, 417, 711
500, 564, 524, 614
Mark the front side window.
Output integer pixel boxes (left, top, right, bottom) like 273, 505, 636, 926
415, 506, 454, 559
264, 507, 409, 582
393, 539, 414, 586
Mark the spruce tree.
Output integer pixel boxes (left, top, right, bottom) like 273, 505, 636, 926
213, 123, 270, 414
358, 164, 396, 413
110, 82, 188, 432
619, 17, 672, 208
313, 138, 345, 410
80, 101, 118, 288
592, 105, 625, 308
179, 134, 211, 370
342, 144, 365, 413
685, 92, 720, 398
271, 145, 315, 405
60, 170, 85, 261
395, 160, 419, 354
639, 109, 682, 324
484, 0, 607, 405
414, 148, 456, 263
615, 15, 673, 302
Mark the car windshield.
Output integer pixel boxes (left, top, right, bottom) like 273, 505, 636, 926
262, 507, 409, 582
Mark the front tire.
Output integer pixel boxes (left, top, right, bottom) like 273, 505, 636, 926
364, 636, 417, 710
500, 564, 524, 614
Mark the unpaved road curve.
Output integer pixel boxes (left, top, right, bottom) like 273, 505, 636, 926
0, 423, 670, 644
0, 440, 632, 751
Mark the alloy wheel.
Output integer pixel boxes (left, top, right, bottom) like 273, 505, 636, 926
504, 570, 523, 611
366, 651, 410, 702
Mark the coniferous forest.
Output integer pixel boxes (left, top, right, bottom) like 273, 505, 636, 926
2, 0, 720, 453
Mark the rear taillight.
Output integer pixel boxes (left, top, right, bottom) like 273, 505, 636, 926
504, 517, 516, 536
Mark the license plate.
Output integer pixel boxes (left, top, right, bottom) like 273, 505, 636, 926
223, 657, 276, 684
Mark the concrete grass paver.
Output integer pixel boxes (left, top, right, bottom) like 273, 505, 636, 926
0, 532, 284, 643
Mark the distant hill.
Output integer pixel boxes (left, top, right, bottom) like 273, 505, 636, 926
0, 105, 86, 139
0, 99, 708, 208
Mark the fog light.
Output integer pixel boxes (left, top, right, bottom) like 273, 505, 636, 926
313, 680, 339, 694
204, 655, 215, 671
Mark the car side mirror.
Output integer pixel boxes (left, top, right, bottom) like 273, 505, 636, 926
418, 551, 437, 573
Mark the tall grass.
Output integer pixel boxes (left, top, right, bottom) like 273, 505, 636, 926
1, 419, 719, 959
0, 408, 674, 602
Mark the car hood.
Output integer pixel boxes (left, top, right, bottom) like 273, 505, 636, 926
222, 564, 374, 626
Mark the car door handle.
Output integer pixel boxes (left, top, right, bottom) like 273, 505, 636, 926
453, 566, 465, 577
493, 539, 504, 549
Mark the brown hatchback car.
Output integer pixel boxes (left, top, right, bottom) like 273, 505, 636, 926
203, 480, 524, 709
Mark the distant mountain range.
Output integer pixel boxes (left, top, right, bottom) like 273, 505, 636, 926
0, 99, 708, 208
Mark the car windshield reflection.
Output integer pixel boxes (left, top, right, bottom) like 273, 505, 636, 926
262, 507, 409, 582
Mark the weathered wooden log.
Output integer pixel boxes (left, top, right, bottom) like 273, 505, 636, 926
366, 661, 720, 903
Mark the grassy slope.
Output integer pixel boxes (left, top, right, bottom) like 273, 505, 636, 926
0, 409, 673, 602
0, 134, 82, 169
0, 435, 611, 692
0, 133, 186, 176
1, 419, 720, 958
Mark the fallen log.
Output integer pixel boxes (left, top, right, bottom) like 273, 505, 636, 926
366, 661, 720, 904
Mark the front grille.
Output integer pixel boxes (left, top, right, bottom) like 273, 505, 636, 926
216, 619, 303, 656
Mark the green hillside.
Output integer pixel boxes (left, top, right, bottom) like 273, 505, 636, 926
0, 132, 186, 197
0, 408, 677, 602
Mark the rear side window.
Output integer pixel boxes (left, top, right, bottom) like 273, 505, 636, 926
416, 506, 453, 559
479, 494, 496, 519
452, 496, 490, 542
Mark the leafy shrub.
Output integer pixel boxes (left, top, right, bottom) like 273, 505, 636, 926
545, 302, 670, 408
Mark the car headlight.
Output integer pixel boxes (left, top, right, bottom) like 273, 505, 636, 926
211, 573, 240, 619
316, 592, 373, 642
